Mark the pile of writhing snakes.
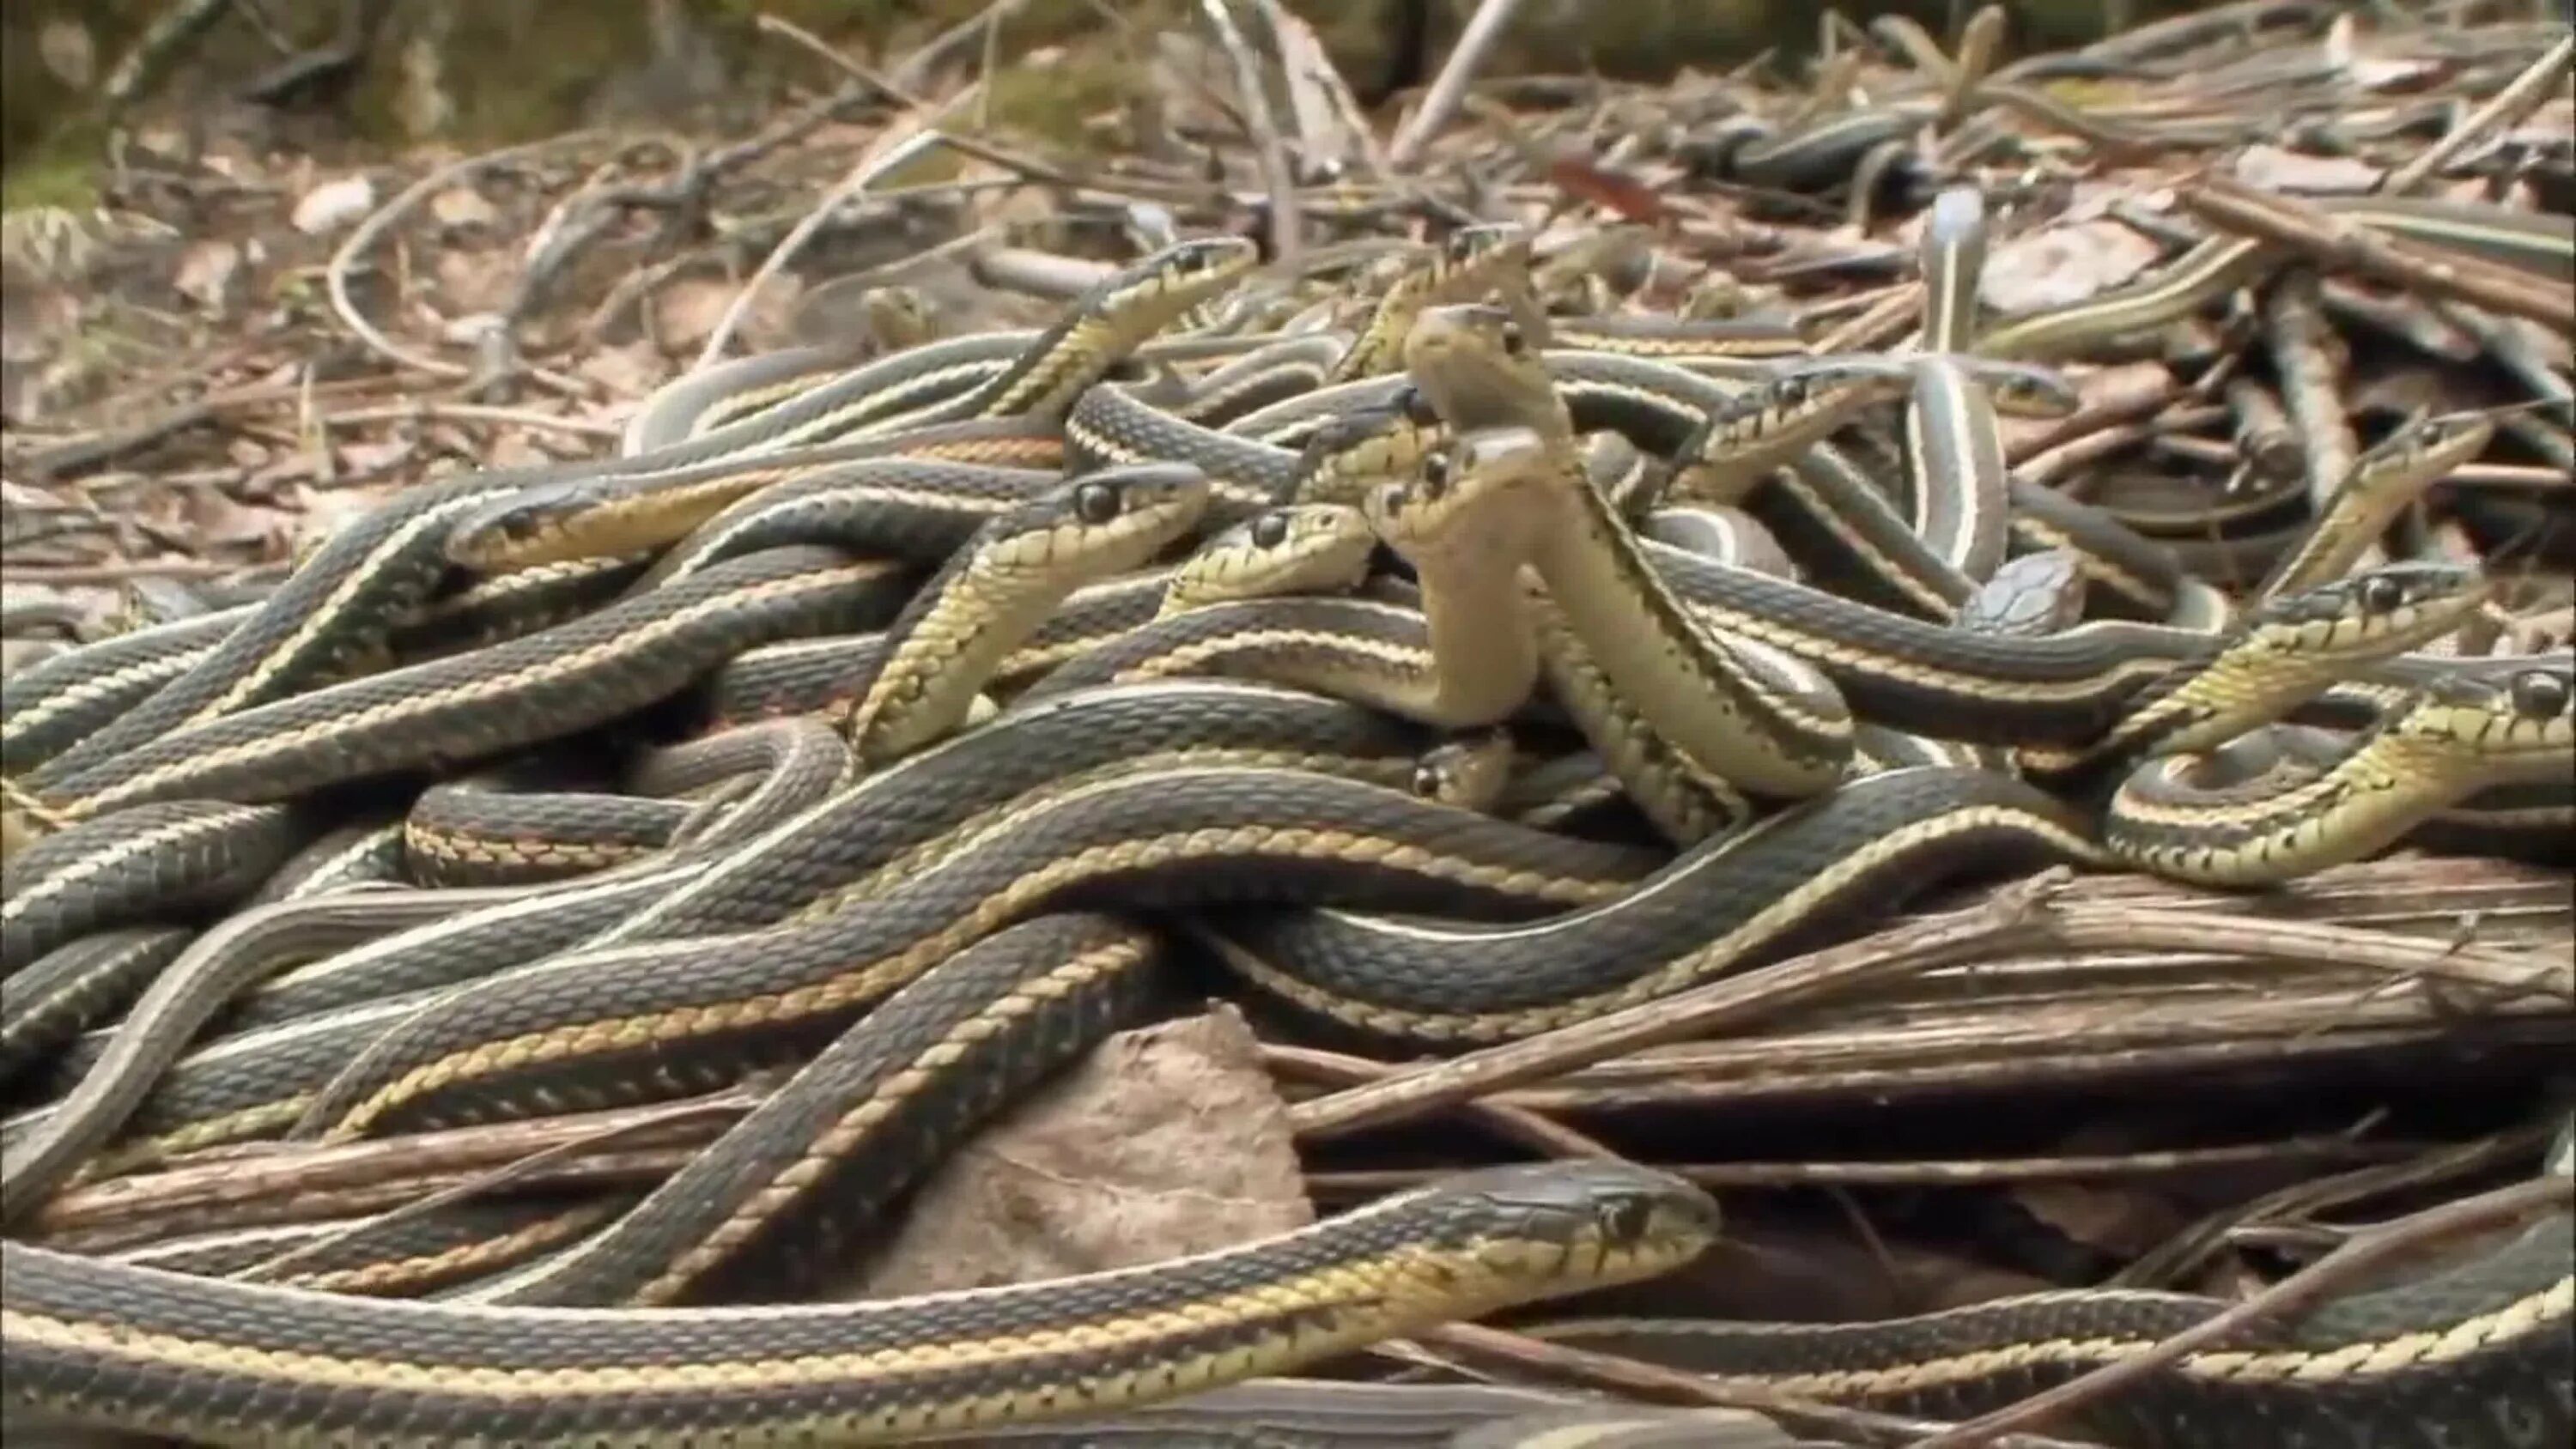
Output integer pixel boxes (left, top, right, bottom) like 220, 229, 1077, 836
1, 5, 2571, 1446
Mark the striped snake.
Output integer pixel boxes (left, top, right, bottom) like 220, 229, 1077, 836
2, 208, 2568, 1449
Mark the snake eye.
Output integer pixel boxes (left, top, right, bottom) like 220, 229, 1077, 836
1598, 1192, 1654, 1243
1409, 761, 1442, 797
1772, 375, 1808, 407
1498, 319, 1527, 355
1072, 481, 1123, 524
2512, 670, 2572, 718
1420, 451, 1454, 498
2357, 573, 2407, 615
1373, 482, 1409, 521
1250, 510, 1291, 550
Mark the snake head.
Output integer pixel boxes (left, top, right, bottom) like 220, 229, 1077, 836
1425, 1163, 1719, 1291
1159, 504, 1376, 617
1291, 402, 1448, 507
447, 484, 589, 572
1969, 360, 2082, 419
1441, 221, 1534, 269
2251, 561, 2488, 663
2398, 655, 2576, 777
2359, 410, 2498, 481
1361, 427, 1546, 555
1149, 235, 1261, 284
999, 464, 1211, 581
1403, 305, 1564, 433
2510, 663, 2575, 722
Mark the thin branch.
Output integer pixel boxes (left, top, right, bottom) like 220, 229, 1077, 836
1910, 1174, 2574, 1447
1291, 888, 2567, 1141
1388, 0, 1529, 168
1200, 0, 1303, 265
1424, 1323, 2114, 1449
2382, 32, 2575, 194
327, 133, 611, 379
2178, 174, 2576, 335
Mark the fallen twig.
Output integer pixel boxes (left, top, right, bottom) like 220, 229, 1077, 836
2179, 174, 2576, 335
1910, 1174, 2573, 1447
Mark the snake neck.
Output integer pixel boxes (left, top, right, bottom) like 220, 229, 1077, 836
1523, 464, 1854, 799
845, 569, 1084, 767
1406, 553, 1540, 727
1528, 591, 1750, 845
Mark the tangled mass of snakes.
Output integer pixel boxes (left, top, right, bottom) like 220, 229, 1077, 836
1, 6, 2572, 1447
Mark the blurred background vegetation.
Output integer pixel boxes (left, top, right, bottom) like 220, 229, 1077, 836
2, 0, 2194, 205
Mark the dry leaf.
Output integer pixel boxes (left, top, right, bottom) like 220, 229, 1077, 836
2233, 144, 2382, 195
437, 312, 507, 349
1261, 1, 1364, 170
291, 482, 403, 555
38, 21, 95, 89
652, 274, 802, 355
292, 175, 378, 236
428, 187, 500, 231
2348, 54, 2443, 93
575, 339, 665, 400
172, 239, 244, 312
185, 490, 296, 552
650, 277, 737, 352
433, 246, 520, 317
334, 439, 415, 478
849, 1008, 1309, 1300
1546, 151, 1668, 224
0, 481, 72, 512
1982, 221, 2162, 315
484, 433, 554, 470
2014, 1181, 2183, 1259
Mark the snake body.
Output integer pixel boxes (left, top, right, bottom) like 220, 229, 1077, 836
1, 183, 2567, 1449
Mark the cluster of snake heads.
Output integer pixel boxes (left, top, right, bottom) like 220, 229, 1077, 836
3, 9, 2574, 1449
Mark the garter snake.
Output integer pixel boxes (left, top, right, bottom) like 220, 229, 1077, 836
0, 1161, 1716, 1447
0, 603, 252, 774
1351, 419, 1548, 728
1198, 764, 2105, 1046
289, 761, 1658, 1142
1326, 221, 1544, 382
833, 464, 1212, 766
442, 238, 1260, 573
1902, 351, 2025, 599
1917, 185, 1988, 355
8, 249, 1231, 797
23, 547, 912, 822
0, 801, 305, 973
2106, 654, 2576, 885
1961, 191, 2575, 366
620, 285, 941, 453
451, 419, 1071, 576
2260, 412, 2497, 598
0, 928, 187, 1096
0, 684, 1454, 1170
632, 455, 1063, 587
1309, 395, 1834, 837
100, 1192, 645, 1300
460, 912, 1170, 1307
1, 476, 1237, 1185
1717, 358, 2073, 624
1955, 549, 2092, 640
1024, 506, 2486, 767
1396, 306, 1874, 797
401, 718, 849, 889
402, 774, 701, 888
703, 500, 1376, 724
1522, 1168, 2572, 1449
